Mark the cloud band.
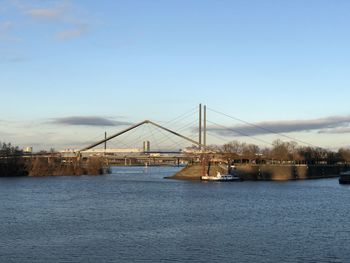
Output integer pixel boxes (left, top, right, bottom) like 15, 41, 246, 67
51, 116, 133, 127
207, 115, 350, 137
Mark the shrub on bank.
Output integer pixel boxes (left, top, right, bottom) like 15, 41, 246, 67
0, 158, 27, 177
0, 142, 26, 177
27, 157, 104, 176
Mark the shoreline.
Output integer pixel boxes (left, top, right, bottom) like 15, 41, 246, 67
166, 163, 345, 181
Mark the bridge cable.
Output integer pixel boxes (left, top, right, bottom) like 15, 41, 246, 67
73, 132, 106, 149
107, 122, 148, 150
161, 106, 198, 126
146, 124, 162, 151
131, 123, 149, 149
108, 108, 198, 150
151, 124, 188, 151
207, 107, 321, 148
205, 130, 238, 145
206, 119, 274, 146
106, 123, 142, 149
154, 120, 199, 148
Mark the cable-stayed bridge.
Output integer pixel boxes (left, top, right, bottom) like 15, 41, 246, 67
22, 104, 346, 179
74, 104, 319, 155
57, 104, 321, 167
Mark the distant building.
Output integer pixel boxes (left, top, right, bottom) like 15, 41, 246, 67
23, 147, 33, 153
60, 148, 144, 157
143, 141, 150, 152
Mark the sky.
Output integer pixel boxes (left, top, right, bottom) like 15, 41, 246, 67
1, 0, 350, 151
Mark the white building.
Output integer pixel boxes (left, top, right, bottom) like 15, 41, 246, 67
60, 148, 143, 157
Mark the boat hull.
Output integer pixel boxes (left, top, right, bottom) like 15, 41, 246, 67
339, 178, 350, 184
201, 176, 241, 182
339, 171, 350, 184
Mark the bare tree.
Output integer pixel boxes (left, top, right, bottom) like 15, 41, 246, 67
242, 143, 260, 159
338, 148, 350, 162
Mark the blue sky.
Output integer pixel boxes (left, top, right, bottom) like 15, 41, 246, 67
1, 0, 350, 151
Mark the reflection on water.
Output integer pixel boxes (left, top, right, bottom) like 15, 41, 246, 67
0, 166, 349, 262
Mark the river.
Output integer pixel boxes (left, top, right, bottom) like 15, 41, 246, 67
0, 166, 349, 262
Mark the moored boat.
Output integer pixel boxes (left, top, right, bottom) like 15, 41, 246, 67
201, 171, 241, 182
339, 170, 350, 184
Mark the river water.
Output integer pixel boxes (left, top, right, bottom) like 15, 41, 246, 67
0, 166, 349, 262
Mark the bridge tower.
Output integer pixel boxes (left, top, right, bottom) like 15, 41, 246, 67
199, 103, 207, 151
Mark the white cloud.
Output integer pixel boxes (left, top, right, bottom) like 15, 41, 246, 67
25, 7, 63, 20
0, 20, 21, 42
0, 21, 13, 30
56, 24, 88, 41
8, 0, 90, 41
0, 54, 29, 63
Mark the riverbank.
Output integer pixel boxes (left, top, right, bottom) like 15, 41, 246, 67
0, 156, 105, 177
167, 163, 345, 181
166, 164, 225, 180
28, 157, 105, 176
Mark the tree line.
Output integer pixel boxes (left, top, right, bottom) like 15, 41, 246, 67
0, 142, 27, 176
0, 142, 104, 177
207, 139, 350, 164
187, 139, 350, 164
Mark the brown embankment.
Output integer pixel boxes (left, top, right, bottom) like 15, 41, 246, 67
168, 164, 345, 181
168, 164, 226, 180
27, 157, 105, 176
235, 164, 344, 180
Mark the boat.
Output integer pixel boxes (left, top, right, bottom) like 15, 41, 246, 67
339, 170, 350, 184
201, 171, 241, 182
